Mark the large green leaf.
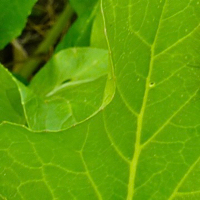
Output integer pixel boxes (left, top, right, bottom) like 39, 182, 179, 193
1, 0, 200, 199
0, 0, 37, 49
19, 48, 108, 131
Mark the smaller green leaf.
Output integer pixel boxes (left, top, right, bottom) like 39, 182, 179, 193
19, 48, 109, 131
0, 64, 25, 124
0, 121, 103, 200
0, 0, 37, 49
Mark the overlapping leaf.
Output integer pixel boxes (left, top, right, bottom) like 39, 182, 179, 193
18, 48, 108, 131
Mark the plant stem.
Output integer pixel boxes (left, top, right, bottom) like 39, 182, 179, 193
18, 3, 74, 79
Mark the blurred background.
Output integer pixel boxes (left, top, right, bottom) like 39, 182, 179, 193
0, 0, 75, 77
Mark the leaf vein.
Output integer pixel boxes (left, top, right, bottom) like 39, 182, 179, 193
103, 113, 131, 164
168, 156, 200, 200
80, 126, 103, 200
154, 23, 200, 58
142, 88, 199, 148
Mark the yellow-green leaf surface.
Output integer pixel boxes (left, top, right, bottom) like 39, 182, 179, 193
91, 9, 108, 49
0, 0, 37, 49
1, 0, 200, 199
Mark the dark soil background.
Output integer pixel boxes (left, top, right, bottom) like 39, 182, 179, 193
0, 0, 75, 74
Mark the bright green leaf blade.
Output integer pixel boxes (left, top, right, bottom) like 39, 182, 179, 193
19, 48, 108, 131
0, 65, 25, 124
0, 0, 37, 49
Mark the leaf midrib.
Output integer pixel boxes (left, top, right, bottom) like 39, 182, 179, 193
126, 1, 167, 199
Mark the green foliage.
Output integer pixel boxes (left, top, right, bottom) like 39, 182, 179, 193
1, 0, 200, 199
0, 0, 37, 49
